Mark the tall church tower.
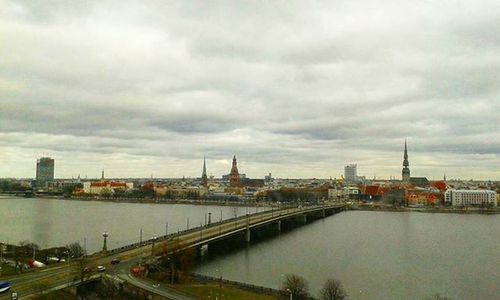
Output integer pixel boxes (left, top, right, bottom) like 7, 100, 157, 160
229, 155, 240, 187
201, 156, 208, 187
402, 140, 410, 183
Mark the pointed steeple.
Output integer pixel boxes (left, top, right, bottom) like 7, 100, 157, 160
402, 139, 410, 183
403, 139, 409, 167
101, 169, 105, 181
201, 156, 208, 187
202, 156, 207, 177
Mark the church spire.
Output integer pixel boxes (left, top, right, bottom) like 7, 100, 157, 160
403, 139, 409, 167
201, 156, 208, 187
402, 139, 410, 183
101, 169, 105, 181
202, 156, 207, 177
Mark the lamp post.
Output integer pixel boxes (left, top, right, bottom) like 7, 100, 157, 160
219, 210, 222, 234
287, 288, 293, 300
102, 231, 109, 253
208, 212, 212, 225
151, 235, 157, 256
234, 209, 238, 229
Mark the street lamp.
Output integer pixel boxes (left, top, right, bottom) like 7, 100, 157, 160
102, 231, 109, 252
151, 235, 158, 256
286, 288, 293, 300
219, 210, 222, 234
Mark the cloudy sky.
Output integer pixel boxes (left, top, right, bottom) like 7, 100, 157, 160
0, 0, 499, 180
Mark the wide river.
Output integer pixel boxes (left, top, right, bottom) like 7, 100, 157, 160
0, 196, 263, 253
195, 210, 499, 300
1, 196, 498, 299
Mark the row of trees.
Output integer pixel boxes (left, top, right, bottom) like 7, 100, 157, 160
281, 274, 347, 300
2, 240, 84, 273
267, 187, 328, 203
0, 179, 31, 192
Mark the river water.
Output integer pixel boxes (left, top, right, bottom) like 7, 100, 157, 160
0, 196, 261, 253
194, 210, 499, 300
1, 196, 498, 299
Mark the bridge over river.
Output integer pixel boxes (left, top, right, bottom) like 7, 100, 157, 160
0, 203, 346, 299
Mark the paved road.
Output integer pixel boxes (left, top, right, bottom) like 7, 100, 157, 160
116, 274, 194, 300
0, 204, 343, 299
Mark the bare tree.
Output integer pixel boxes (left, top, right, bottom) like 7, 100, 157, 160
320, 278, 347, 300
67, 242, 84, 258
281, 274, 309, 300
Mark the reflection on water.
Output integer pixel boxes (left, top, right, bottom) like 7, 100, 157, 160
33, 199, 53, 246
0, 196, 262, 253
195, 211, 500, 300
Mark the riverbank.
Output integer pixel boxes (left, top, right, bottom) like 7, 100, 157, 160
349, 205, 499, 214
1, 193, 275, 207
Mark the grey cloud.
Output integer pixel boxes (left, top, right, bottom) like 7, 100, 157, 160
1, 0, 499, 179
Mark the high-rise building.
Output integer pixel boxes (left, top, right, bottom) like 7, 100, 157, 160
201, 156, 208, 187
229, 155, 240, 187
402, 140, 410, 183
344, 164, 358, 182
36, 157, 55, 187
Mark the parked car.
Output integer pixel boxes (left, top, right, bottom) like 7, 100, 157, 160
96, 265, 106, 272
111, 258, 120, 265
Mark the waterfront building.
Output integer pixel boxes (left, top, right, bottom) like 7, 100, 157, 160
83, 181, 133, 195
402, 140, 410, 183
344, 164, 358, 182
444, 189, 497, 207
264, 173, 273, 183
36, 157, 55, 187
229, 155, 240, 187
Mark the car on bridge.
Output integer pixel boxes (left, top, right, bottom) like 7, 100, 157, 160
111, 258, 120, 265
96, 265, 106, 272
0, 281, 11, 293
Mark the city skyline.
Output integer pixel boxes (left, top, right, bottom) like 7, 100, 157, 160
1, 1, 499, 180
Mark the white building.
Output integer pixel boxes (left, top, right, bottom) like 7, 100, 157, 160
328, 186, 360, 200
83, 181, 133, 195
444, 189, 497, 207
344, 164, 357, 182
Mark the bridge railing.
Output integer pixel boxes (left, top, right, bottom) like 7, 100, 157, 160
107, 204, 340, 255
190, 272, 281, 296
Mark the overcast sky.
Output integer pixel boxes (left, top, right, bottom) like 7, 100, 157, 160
0, 0, 499, 180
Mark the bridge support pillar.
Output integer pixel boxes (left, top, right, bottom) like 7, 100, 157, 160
302, 214, 307, 224
245, 228, 251, 244
322, 209, 326, 218
277, 220, 281, 234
